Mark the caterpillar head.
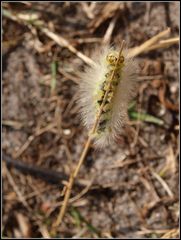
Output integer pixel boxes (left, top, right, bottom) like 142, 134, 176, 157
106, 51, 125, 68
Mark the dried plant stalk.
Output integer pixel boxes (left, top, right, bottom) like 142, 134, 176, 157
53, 40, 138, 227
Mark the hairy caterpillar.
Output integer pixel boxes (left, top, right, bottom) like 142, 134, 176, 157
78, 45, 138, 148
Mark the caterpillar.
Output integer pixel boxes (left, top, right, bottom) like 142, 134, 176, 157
78, 45, 138, 148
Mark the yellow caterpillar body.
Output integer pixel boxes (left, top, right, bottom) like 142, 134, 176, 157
78, 46, 138, 148
94, 51, 125, 138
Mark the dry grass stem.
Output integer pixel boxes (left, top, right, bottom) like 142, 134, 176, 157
129, 28, 171, 57
161, 228, 179, 238
53, 40, 126, 227
41, 28, 96, 67
146, 36, 179, 51
150, 169, 174, 198
103, 12, 119, 44
4, 164, 31, 210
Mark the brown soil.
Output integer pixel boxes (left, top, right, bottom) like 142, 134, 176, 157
2, 2, 179, 238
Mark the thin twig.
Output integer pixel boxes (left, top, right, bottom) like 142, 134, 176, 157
129, 28, 171, 57
14, 123, 56, 158
38, 225, 51, 238
161, 228, 179, 238
4, 164, 31, 210
2, 119, 24, 129
53, 136, 92, 227
145, 36, 179, 51
135, 227, 178, 236
3, 153, 69, 185
150, 169, 174, 198
102, 11, 119, 44
53, 40, 126, 227
41, 27, 96, 67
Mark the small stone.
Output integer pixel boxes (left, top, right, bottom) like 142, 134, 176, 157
63, 129, 71, 135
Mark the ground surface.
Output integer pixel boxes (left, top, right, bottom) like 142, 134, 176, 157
2, 2, 179, 238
